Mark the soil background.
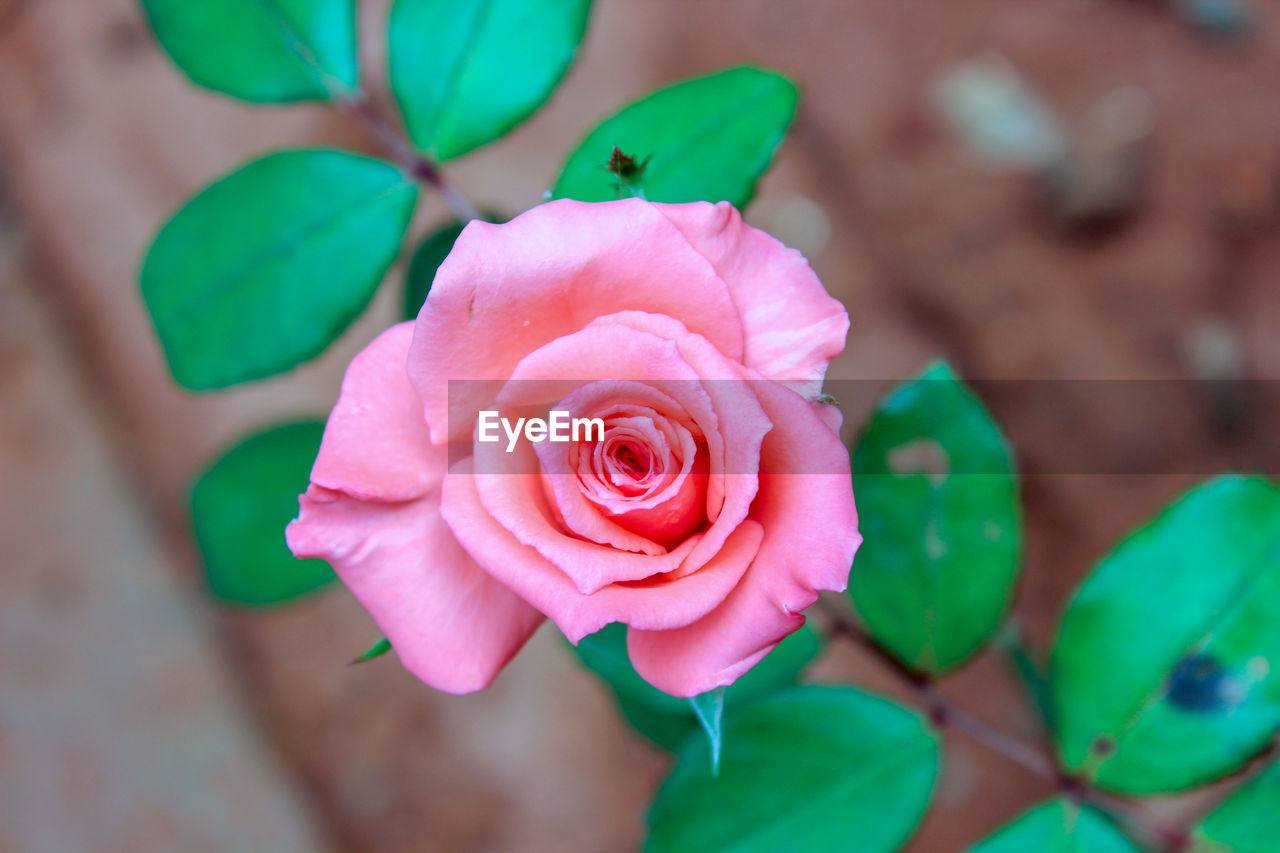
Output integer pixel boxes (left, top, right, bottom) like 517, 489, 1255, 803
1, 1, 1278, 850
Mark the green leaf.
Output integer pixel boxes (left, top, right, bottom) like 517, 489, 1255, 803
1051, 475, 1280, 793
848, 361, 1023, 675
688, 687, 725, 776
402, 221, 467, 320
1192, 761, 1280, 852
645, 685, 940, 853
190, 421, 335, 605
350, 637, 392, 665
139, 0, 358, 102
570, 622, 822, 751
552, 66, 798, 207
968, 800, 1140, 853
141, 149, 418, 390
615, 692, 699, 752
571, 622, 698, 750
389, 0, 592, 161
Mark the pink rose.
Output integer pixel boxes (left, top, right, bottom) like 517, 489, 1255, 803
286, 198, 860, 697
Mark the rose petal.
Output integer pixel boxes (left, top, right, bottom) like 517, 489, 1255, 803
310, 322, 438, 502
655, 201, 850, 398
627, 380, 860, 697
471, 430, 701, 592
409, 198, 746, 442
537, 385, 698, 556
602, 451, 708, 549
290, 322, 542, 693
440, 456, 764, 641
583, 311, 770, 534
474, 321, 769, 593
288, 486, 542, 694
813, 397, 844, 436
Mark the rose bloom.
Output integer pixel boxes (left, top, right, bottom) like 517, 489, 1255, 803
287, 198, 860, 697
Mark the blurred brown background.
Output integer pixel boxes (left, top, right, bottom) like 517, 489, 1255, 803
1, 0, 1278, 850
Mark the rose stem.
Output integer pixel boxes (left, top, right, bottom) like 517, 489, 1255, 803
335, 93, 483, 224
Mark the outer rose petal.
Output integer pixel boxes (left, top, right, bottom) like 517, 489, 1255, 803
287, 323, 542, 693
627, 380, 861, 697
289, 488, 542, 694
655, 201, 850, 398
309, 323, 439, 502
408, 199, 747, 443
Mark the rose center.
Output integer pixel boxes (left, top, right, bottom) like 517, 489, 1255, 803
612, 441, 650, 478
